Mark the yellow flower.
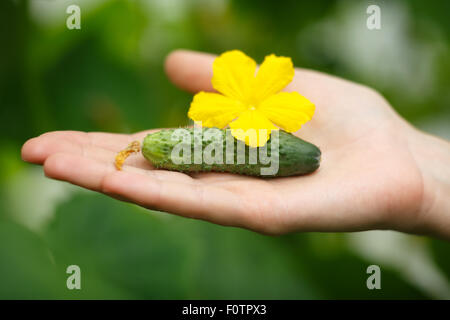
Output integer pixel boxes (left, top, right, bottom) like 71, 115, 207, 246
188, 50, 315, 147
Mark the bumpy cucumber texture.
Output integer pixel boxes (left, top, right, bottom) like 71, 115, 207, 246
142, 128, 321, 177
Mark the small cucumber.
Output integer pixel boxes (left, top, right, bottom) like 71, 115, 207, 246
140, 128, 320, 177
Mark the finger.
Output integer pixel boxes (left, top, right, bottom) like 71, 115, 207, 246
22, 133, 151, 169
22, 131, 127, 164
165, 49, 215, 93
102, 170, 247, 228
22, 130, 163, 165
22, 135, 81, 164
164, 49, 351, 97
43, 153, 114, 191
89, 129, 161, 150
43, 153, 194, 192
42, 131, 133, 151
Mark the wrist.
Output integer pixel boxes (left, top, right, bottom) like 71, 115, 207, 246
407, 127, 450, 239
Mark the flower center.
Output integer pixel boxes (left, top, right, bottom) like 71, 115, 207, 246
248, 105, 256, 111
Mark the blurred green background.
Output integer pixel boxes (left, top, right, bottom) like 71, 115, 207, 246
1, 0, 449, 299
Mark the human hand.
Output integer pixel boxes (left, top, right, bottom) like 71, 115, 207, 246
21, 50, 450, 239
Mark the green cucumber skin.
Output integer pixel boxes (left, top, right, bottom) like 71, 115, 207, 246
142, 128, 321, 177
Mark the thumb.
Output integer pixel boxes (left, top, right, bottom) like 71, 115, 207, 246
165, 49, 348, 103
164, 49, 216, 93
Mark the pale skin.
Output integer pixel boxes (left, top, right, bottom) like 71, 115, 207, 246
21, 50, 450, 239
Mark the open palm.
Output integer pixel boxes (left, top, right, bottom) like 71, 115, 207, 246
21, 50, 426, 235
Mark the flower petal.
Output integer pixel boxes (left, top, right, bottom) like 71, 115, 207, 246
251, 54, 295, 104
229, 110, 277, 147
212, 50, 256, 102
258, 92, 315, 132
188, 91, 247, 128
